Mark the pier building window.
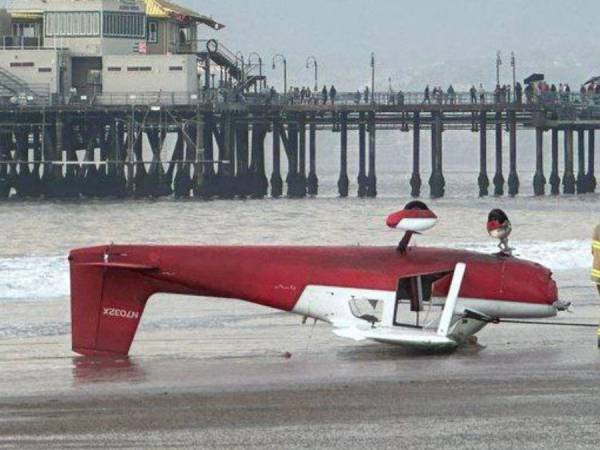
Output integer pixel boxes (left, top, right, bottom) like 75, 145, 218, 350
38, 67, 52, 73
45, 12, 100, 37
103, 12, 145, 39
107, 67, 122, 72
169, 66, 183, 71
9, 62, 34, 67
127, 66, 152, 72
147, 20, 158, 43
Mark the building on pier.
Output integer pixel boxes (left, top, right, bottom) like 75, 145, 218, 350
0, 0, 254, 105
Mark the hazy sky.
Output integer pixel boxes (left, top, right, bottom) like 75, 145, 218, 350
188, 0, 600, 91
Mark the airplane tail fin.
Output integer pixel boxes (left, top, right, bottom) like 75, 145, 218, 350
70, 248, 157, 356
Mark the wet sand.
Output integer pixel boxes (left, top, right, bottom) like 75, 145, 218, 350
1, 271, 600, 449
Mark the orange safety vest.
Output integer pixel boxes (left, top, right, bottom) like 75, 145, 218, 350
592, 226, 600, 344
593, 225, 600, 286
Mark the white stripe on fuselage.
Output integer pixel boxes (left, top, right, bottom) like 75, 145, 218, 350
292, 285, 557, 325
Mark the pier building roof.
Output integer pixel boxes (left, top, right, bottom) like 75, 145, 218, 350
145, 0, 224, 29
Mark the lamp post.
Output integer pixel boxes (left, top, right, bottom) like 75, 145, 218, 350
306, 56, 318, 92
272, 54, 287, 94
511, 51, 516, 93
496, 50, 502, 87
370, 52, 375, 104
248, 52, 263, 89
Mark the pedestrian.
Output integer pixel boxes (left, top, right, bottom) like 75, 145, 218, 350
447, 85, 455, 104
515, 82, 523, 104
396, 90, 404, 106
470, 85, 477, 104
321, 85, 328, 105
479, 84, 486, 104
364, 86, 370, 104
423, 85, 431, 104
329, 85, 337, 105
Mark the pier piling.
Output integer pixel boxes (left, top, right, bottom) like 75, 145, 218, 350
357, 112, 368, 197
410, 112, 421, 198
478, 112, 489, 197
366, 112, 377, 197
550, 129, 560, 195
576, 129, 586, 194
493, 112, 504, 196
586, 129, 596, 193
298, 115, 307, 197
533, 128, 546, 196
338, 112, 349, 197
563, 129, 575, 194
270, 118, 283, 198
508, 111, 519, 196
429, 112, 445, 198
307, 118, 318, 196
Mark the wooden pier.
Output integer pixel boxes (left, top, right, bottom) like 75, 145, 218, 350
0, 93, 598, 199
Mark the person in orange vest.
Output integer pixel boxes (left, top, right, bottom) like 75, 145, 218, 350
592, 225, 600, 347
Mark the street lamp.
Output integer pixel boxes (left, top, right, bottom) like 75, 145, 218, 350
511, 51, 516, 93
272, 54, 287, 94
496, 50, 502, 87
306, 56, 318, 92
248, 52, 263, 88
370, 52, 375, 104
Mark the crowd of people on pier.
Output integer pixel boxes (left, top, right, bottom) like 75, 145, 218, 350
226, 74, 600, 108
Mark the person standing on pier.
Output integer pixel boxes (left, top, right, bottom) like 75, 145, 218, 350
321, 85, 328, 105
470, 85, 477, 104
447, 85, 456, 104
515, 82, 523, 104
364, 86, 370, 104
329, 85, 337, 105
479, 84, 486, 104
423, 85, 431, 104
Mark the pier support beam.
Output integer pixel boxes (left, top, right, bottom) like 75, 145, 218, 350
586, 129, 597, 193
270, 119, 283, 198
338, 112, 349, 197
285, 119, 304, 198
429, 112, 445, 198
576, 129, 587, 194
549, 129, 560, 195
493, 112, 504, 196
508, 111, 519, 196
478, 112, 489, 197
357, 112, 368, 197
410, 112, 421, 198
0, 131, 11, 198
249, 123, 269, 198
533, 128, 546, 196
563, 129, 575, 194
307, 118, 318, 196
235, 121, 250, 197
366, 112, 377, 197
218, 113, 235, 198
297, 115, 307, 197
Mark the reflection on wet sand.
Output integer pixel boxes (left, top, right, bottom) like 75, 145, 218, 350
71, 356, 146, 385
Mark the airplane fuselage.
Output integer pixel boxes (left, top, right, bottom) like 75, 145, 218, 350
69, 245, 560, 355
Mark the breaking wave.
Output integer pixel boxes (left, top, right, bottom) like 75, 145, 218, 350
0, 240, 592, 300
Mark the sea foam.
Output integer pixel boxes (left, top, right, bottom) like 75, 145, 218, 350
0, 240, 592, 300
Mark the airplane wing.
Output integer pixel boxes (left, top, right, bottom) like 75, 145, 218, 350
332, 263, 466, 351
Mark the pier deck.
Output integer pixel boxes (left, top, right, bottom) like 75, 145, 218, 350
0, 92, 598, 199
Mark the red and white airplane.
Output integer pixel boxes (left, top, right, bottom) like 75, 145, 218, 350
69, 203, 569, 356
